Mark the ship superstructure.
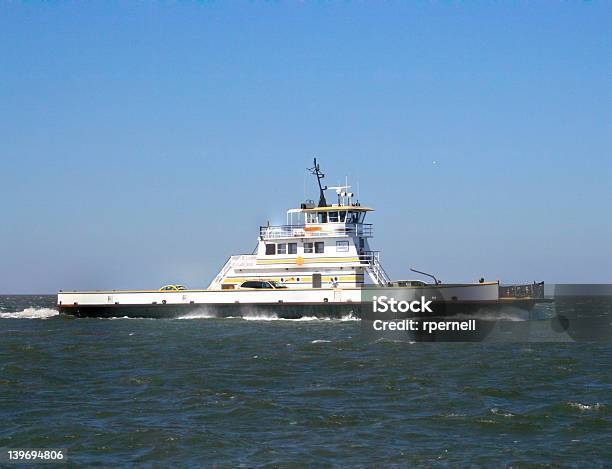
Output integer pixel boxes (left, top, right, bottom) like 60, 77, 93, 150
209, 160, 389, 290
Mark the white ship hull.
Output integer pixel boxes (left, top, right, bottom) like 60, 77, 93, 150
56, 283, 524, 319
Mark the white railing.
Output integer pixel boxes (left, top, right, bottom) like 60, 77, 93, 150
260, 224, 373, 240
231, 254, 257, 268
361, 251, 391, 286
209, 254, 256, 289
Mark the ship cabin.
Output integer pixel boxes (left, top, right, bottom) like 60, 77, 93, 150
208, 186, 391, 290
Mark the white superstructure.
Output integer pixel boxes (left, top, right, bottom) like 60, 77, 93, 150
208, 163, 391, 291
208, 205, 389, 291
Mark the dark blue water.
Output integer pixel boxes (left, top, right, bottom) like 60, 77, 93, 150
1, 296, 610, 466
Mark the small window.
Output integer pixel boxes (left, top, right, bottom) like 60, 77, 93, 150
317, 212, 328, 223
336, 240, 349, 252
288, 243, 297, 254
348, 211, 362, 224
304, 242, 314, 254
277, 243, 287, 254
265, 244, 276, 255
315, 242, 324, 253
339, 211, 347, 222
328, 211, 339, 223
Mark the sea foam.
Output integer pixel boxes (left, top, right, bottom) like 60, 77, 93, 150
0, 308, 59, 319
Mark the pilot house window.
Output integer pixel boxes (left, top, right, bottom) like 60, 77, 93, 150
265, 244, 276, 255
306, 213, 318, 224
347, 211, 364, 224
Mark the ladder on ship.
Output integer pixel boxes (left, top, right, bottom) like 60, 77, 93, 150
363, 251, 391, 287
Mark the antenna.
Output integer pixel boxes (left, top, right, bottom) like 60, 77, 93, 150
308, 157, 328, 207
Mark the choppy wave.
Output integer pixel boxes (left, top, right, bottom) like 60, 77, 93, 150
0, 308, 59, 319
178, 308, 218, 319
340, 312, 360, 321
374, 337, 416, 344
451, 311, 529, 322
567, 402, 604, 411
241, 314, 322, 321
241, 313, 360, 322
237, 313, 280, 321
490, 407, 515, 417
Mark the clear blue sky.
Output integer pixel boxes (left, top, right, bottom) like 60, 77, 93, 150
1, 2, 610, 293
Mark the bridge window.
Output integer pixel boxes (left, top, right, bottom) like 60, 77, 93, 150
347, 211, 365, 224
265, 244, 276, 255
288, 243, 297, 254
317, 212, 328, 223
336, 240, 349, 252
328, 211, 339, 223
339, 211, 347, 222
306, 212, 318, 224
277, 243, 287, 254
304, 242, 313, 254
315, 241, 325, 253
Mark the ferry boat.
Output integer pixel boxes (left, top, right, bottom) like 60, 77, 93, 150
57, 160, 547, 319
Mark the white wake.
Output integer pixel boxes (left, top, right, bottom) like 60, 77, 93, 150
241, 313, 361, 322
177, 307, 218, 319
0, 308, 59, 319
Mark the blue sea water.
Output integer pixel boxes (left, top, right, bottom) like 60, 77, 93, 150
0, 295, 610, 467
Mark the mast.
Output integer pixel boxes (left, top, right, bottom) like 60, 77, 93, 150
308, 158, 327, 207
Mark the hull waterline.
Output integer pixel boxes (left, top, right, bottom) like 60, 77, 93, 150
58, 298, 543, 320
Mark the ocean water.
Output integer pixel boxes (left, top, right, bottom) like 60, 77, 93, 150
1, 295, 610, 467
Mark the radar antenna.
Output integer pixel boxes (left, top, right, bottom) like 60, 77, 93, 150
308, 158, 328, 207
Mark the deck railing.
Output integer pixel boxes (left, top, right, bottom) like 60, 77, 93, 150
499, 281, 545, 299
260, 224, 373, 239
209, 255, 257, 289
